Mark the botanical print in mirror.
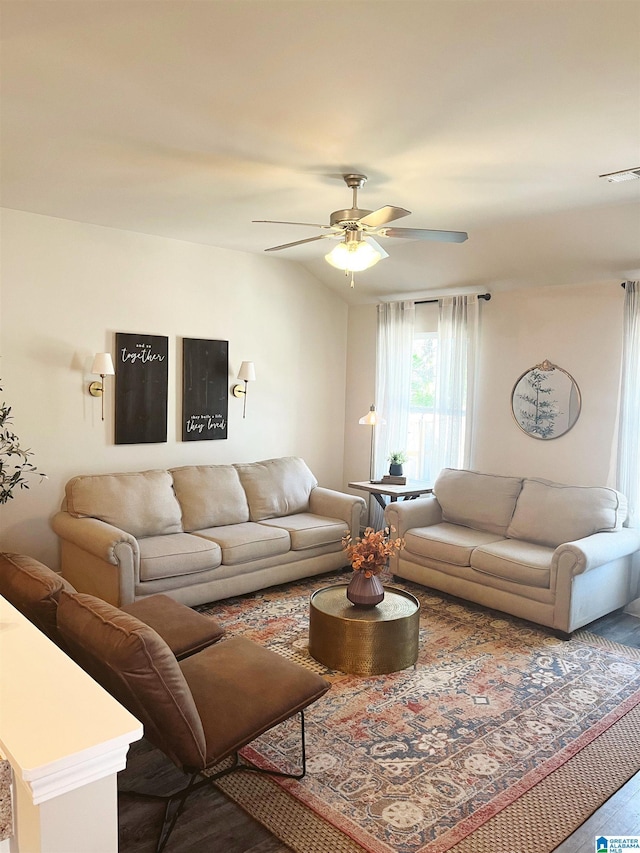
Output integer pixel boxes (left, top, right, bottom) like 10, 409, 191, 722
511, 360, 581, 440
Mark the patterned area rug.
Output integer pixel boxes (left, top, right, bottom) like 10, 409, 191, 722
198, 572, 640, 853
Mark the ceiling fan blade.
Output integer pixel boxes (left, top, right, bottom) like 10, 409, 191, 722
382, 227, 468, 243
253, 219, 331, 228
264, 234, 333, 252
358, 206, 411, 228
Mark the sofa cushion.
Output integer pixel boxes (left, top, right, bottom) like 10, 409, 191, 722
404, 523, 505, 567
170, 465, 250, 531
0, 552, 75, 642
56, 591, 206, 770
434, 468, 523, 536
65, 470, 183, 538
234, 457, 318, 521
258, 514, 348, 551
470, 539, 554, 588
506, 479, 628, 548
193, 522, 290, 565
138, 533, 222, 582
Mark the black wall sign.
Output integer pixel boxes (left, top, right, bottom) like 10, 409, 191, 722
115, 332, 168, 445
182, 338, 228, 441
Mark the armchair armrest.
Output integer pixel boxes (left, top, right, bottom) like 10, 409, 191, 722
309, 487, 366, 537
553, 528, 640, 576
384, 495, 443, 538
52, 511, 139, 564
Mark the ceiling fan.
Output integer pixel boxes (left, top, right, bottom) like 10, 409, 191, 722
253, 173, 468, 286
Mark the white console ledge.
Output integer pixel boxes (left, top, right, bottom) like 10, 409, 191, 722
0, 596, 143, 852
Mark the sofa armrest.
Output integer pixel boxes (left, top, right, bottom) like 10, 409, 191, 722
553, 528, 640, 576
52, 511, 140, 605
384, 495, 443, 538
52, 511, 139, 564
309, 487, 366, 537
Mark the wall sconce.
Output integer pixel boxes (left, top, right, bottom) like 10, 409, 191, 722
88, 352, 115, 421
232, 361, 256, 418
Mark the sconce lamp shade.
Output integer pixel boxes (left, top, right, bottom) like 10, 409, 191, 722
91, 353, 115, 376
237, 361, 256, 382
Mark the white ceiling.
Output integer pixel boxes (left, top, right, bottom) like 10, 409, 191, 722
2, 0, 639, 305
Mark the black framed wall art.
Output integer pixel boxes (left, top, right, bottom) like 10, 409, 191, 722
182, 338, 229, 441
115, 332, 168, 444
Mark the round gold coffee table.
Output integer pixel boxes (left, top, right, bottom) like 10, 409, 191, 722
308, 584, 420, 675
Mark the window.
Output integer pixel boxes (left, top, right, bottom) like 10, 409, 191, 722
407, 332, 438, 482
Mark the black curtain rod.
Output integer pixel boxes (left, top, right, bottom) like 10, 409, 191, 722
416, 293, 492, 305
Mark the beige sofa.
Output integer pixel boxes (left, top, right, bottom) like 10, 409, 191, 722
52, 457, 365, 607
385, 468, 640, 634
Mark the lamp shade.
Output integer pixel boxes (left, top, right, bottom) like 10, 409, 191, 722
325, 239, 387, 272
358, 404, 379, 426
91, 353, 115, 376
237, 361, 256, 382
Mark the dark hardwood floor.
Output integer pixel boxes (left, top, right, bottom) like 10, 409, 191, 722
118, 609, 640, 853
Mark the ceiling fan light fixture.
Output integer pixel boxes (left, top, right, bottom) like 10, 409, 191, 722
325, 238, 386, 272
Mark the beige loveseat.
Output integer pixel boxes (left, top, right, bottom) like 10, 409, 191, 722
52, 457, 365, 607
385, 468, 640, 634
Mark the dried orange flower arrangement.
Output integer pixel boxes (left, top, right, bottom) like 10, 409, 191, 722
342, 526, 405, 577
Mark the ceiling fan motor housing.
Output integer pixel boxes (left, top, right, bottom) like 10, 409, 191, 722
330, 208, 373, 228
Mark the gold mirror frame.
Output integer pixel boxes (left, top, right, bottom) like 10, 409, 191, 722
511, 360, 581, 440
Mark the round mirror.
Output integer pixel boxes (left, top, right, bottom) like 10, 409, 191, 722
511, 360, 581, 440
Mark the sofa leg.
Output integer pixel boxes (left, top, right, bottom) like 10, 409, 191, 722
553, 629, 572, 641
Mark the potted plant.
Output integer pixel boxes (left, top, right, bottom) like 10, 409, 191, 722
388, 450, 408, 476
1, 382, 46, 504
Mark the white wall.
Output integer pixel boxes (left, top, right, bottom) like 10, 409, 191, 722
344, 282, 625, 490
473, 283, 624, 484
0, 209, 348, 568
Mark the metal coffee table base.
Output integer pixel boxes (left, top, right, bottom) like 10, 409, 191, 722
309, 585, 420, 675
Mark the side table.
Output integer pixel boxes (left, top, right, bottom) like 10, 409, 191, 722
348, 480, 432, 510
308, 585, 420, 675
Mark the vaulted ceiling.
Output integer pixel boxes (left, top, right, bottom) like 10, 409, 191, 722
2, 1, 639, 304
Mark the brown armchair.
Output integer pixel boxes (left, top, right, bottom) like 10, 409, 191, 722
57, 590, 330, 853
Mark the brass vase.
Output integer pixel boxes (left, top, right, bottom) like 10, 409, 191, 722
346, 571, 384, 607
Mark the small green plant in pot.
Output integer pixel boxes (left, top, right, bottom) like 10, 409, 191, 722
388, 450, 408, 476
0, 382, 46, 504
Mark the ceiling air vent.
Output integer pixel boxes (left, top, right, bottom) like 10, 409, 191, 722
599, 168, 640, 182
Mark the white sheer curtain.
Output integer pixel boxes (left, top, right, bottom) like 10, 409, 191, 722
373, 300, 415, 527
617, 280, 640, 529
429, 295, 479, 476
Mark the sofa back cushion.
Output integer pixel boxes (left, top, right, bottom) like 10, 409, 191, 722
65, 470, 183, 538
434, 468, 523, 536
506, 479, 628, 548
57, 591, 207, 770
170, 465, 250, 531
234, 457, 318, 522
0, 552, 75, 643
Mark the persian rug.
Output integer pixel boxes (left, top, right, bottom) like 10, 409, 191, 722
198, 573, 640, 853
